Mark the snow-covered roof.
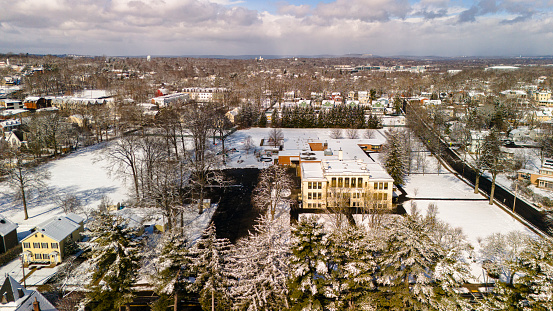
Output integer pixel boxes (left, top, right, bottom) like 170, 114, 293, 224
0, 216, 17, 237
301, 162, 325, 180
24, 213, 83, 243
0, 276, 57, 311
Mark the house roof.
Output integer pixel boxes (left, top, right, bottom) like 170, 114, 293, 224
0, 216, 17, 237
23, 213, 83, 243
0, 276, 57, 311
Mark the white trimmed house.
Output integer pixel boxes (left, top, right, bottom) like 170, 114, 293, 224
21, 213, 84, 265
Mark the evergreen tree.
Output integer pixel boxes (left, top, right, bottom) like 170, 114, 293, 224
288, 219, 328, 311
86, 210, 142, 311
376, 210, 440, 310
518, 237, 553, 310
383, 130, 407, 186
326, 226, 377, 310
150, 229, 193, 311
189, 223, 233, 311
230, 215, 291, 310
258, 112, 267, 127
272, 109, 280, 127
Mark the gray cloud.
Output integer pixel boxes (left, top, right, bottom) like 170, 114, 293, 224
314, 0, 412, 22
0, 0, 553, 56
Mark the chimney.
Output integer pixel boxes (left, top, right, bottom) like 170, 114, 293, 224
338, 148, 343, 161
33, 297, 41, 311
17, 288, 24, 299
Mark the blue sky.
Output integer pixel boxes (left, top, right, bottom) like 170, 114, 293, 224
1, 0, 553, 57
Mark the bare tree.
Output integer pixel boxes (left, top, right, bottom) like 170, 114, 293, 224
243, 136, 255, 154
364, 129, 375, 139
252, 165, 293, 220
59, 194, 82, 214
183, 102, 220, 214
6, 150, 51, 220
330, 128, 342, 139
102, 135, 141, 200
268, 128, 284, 148
346, 128, 359, 139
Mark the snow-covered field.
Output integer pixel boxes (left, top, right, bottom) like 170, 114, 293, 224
0, 142, 130, 237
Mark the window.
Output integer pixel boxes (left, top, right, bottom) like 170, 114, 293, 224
33, 243, 40, 248
351, 178, 356, 188
318, 182, 322, 189
379, 183, 383, 190
308, 192, 313, 200
358, 178, 363, 188
51, 243, 58, 249
43, 254, 50, 259
374, 183, 378, 190
331, 178, 336, 187
317, 192, 322, 200
345, 178, 349, 188
384, 193, 388, 200
338, 178, 343, 187
318, 203, 322, 208
378, 193, 383, 200
35, 254, 42, 259
41, 243, 48, 249
23, 243, 30, 249
384, 183, 388, 190
308, 182, 312, 189
308, 203, 312, 208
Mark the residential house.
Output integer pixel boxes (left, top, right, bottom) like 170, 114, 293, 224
0, 276, 57, 311
518, 159, 553, 191
151, 92, 189, 108
0, 216, 18, 254
21, 213, 84, 265
5, 130, 26, 149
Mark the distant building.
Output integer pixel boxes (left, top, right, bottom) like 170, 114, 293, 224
151, 92, 189, 108
21, 213, 84, 265
182, 87, 228, 103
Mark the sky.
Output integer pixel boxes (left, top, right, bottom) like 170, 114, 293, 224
1, 0, 553, 57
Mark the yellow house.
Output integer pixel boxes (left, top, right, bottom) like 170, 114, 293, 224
21, 213, 84, 265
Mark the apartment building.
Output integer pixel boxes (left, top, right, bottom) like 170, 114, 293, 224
182, 87, 228, 103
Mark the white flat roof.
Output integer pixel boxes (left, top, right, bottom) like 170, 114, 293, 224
301, 162, 325, 180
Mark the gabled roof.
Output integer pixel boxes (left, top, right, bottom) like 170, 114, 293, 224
0, 215, 17, 237
23, 213, 83, 243
0, 276, 57, 311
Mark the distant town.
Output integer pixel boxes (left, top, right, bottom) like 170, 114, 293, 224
1, 54, 552, 310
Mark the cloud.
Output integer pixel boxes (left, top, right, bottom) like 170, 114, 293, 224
277, 2, 312, 17
0, 0, 553, 56
314, 0, 412, 22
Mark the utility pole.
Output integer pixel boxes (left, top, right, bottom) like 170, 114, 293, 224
20, 254, 26, 288
513, 182, 518, 213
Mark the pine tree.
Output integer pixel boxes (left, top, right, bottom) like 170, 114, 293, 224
383, 130, 407, 186
518, 238, 553, 310
326, 225, 377, 310
150, 229, 193, 311
376, 210, 439, 310
189, 223, 233, 311
230, 215, 291, 310
85, 210, 142, 311
287, 219, 328, 311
